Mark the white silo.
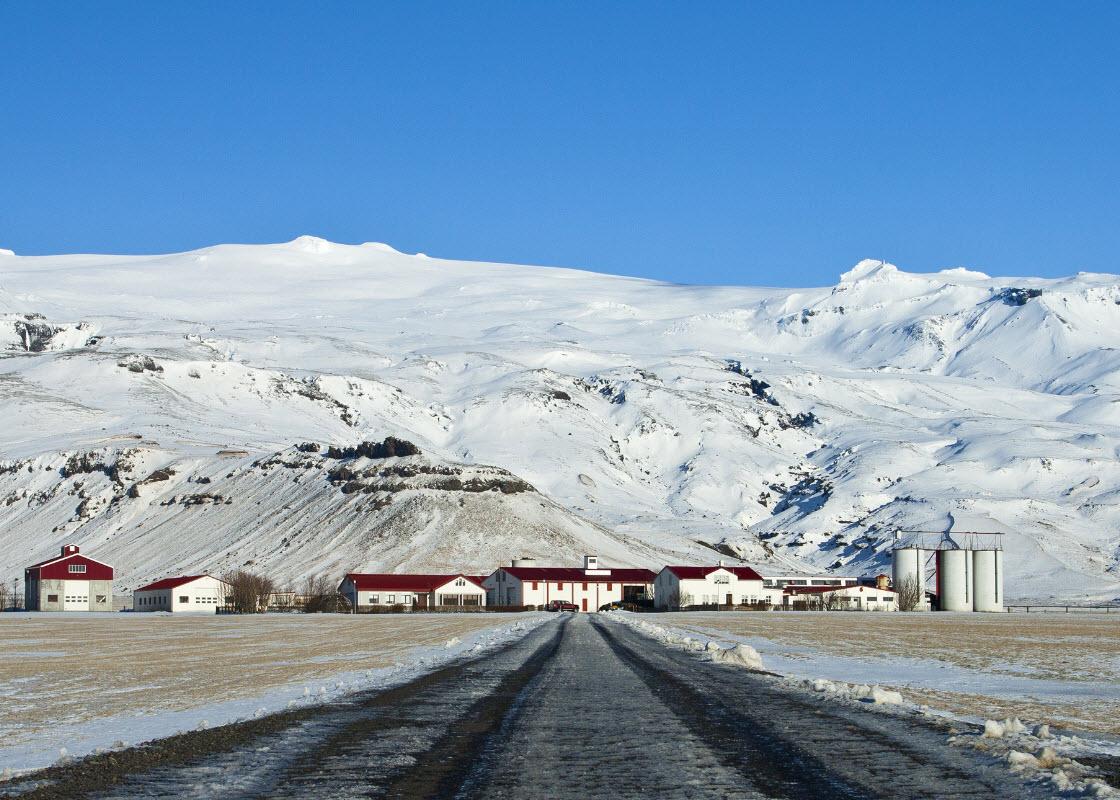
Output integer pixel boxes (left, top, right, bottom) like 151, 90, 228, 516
972, 549, 1004, 612
937, 548, 973, 612
891, 547, 921, 591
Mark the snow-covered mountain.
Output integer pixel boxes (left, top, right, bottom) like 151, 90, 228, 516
1, 237, 1118, 601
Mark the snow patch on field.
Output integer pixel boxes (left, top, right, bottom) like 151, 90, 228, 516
0, 614, 546, 776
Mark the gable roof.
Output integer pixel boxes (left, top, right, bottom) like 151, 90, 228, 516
136, 575, 227, 592
26, 550, 113, 571
344, 574, 485, 592
502, 567, 656, 583
663, 565, 763, 581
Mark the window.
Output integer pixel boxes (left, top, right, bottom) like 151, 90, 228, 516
370, 594, 379, 604
69, 564, 86, 573
179, 596, 189, 604
714, 575, 729, 584
455, 578, 465, 587
403, 595, 412, 604
47, 594, 59, 603
96, 595, 106, 603
388, 594, 396, 603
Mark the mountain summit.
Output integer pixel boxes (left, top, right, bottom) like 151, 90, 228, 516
2, 242, 1118, 600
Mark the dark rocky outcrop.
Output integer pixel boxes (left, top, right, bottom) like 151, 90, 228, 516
998, 287, 1043, 306
324, 437, 421, 460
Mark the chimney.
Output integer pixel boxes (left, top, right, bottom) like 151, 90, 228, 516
584, 555, 598, 571
718, 559, 726, 567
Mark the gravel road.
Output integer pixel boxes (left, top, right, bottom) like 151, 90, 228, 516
2, 614, 1059, 799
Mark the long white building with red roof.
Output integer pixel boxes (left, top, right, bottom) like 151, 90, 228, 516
133, 575, 230, 613
338, 574, 486, 610
485, 556, 656, 610
24, 544, 114, 612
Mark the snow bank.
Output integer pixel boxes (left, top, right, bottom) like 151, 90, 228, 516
950, 716, 1118, 797
602, 613, 766, 672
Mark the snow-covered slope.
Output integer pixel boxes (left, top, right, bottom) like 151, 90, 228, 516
1, 239, 1118, 600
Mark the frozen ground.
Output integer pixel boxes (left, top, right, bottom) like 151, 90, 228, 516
0, 612, 545, 774
627, 611, 1120, 735
0, 614, 1085, 799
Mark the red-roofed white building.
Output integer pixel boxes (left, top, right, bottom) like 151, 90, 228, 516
24, 545, 114, 612
654, 564, 777, 609
783, 584, 899, 611
484, 556, 656, 610
338, 574, 486, 610
133, 575, 230, 613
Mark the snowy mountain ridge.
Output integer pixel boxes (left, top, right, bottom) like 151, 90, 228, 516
1, 239, 1118, 600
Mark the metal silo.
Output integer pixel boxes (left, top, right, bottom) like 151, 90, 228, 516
971, 549, 1003, 612
891, 547, 922, 592
936, 548, 973, 612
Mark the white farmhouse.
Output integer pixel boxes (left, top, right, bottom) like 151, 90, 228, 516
654, 565, 779, 609
485, 556, 655, 610
783, 584, 898, 610
338, 574, 486, 610
133, 575, 230, 613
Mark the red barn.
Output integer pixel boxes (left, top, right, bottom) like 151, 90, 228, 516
24, 544, 114, 612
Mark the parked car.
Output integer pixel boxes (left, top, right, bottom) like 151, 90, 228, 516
546, 600, 579, 612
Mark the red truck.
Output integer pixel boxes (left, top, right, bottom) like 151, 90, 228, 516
546, 600, 579, 612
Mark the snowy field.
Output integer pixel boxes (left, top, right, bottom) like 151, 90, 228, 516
0, 611, 544, 773
639, 611, 1120, 735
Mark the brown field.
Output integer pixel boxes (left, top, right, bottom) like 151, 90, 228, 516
649, 611, 1120, 735
0, 613, 522, 744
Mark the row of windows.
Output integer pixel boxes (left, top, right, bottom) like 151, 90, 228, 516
528, 582, 613, 591
44, 594, 105, 604
367, 594, 411, 604
69, 564, 87, 573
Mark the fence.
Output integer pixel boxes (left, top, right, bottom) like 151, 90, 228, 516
1004, 605, 1118, 614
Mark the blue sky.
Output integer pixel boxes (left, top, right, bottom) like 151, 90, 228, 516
2, 1, 1118, 286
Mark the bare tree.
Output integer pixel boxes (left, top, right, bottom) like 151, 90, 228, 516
822, 590, 846, 611
896, 574, 924, 612
222, 570, 275, 614
0, 580, 9, 611
302, 574, 343, 613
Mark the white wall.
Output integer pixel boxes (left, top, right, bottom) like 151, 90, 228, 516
654, 569, 766, 608
493, 572, 644, 609
133, 576, 228, 613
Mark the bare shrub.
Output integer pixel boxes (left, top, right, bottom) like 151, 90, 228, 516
222, 570, 275, 613
301, 574, 345, 613
896, 574, 924, 612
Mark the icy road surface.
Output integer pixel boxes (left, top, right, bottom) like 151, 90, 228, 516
3, 615, 1061, 799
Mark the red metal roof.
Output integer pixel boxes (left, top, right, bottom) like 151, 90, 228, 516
664, 565, 763, 581
343, 574, 485, 592
502, 567, 656, 583
135, 575, 226, 592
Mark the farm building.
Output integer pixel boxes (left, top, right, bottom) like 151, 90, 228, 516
133, 575, 230, 613
338, 574, 486, 610
654, 565, 781, 609
761, 573, 862, 590
24, 544, 113, 612
783, 584, 898, 610
485, 556, 655, 610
